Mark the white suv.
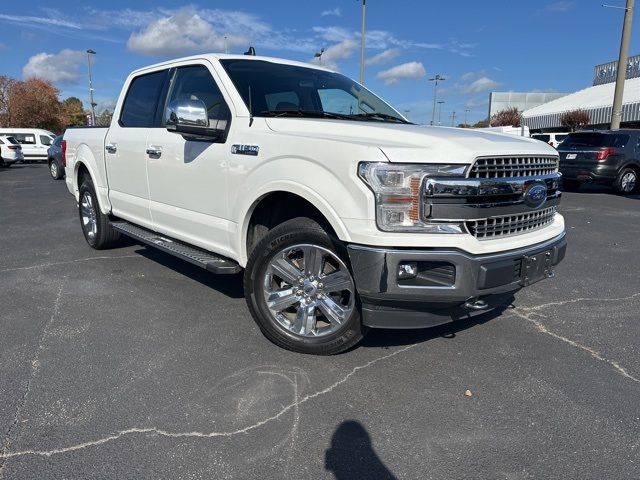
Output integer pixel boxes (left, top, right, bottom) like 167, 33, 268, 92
0, 136, 24, 166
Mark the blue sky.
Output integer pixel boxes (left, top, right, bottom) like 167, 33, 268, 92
0, 1, 637, 124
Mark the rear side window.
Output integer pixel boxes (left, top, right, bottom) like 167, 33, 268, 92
120, 71, 167, 128
561, 133, 630, 148
532, 134, 550, 142
39, 135, 53, 146
13, 134, 36, 144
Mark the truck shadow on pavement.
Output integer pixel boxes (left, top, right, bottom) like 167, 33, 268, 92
325, 420, 398, 480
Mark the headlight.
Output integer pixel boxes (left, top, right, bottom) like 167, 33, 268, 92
358, 162, 467, 233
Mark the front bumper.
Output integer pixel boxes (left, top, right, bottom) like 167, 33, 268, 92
348, 233, 566, 329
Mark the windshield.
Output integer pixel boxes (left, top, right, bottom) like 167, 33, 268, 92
220, 59, 409, 123
560, 132, 629, 148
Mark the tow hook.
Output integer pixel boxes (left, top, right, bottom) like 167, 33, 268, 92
464, 298, 489, 311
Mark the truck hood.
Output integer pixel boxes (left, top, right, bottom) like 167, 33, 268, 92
265, 118, 556, 164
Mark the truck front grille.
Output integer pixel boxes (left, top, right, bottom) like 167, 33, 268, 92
466, 207, 557, 239
469, 156, 558, 178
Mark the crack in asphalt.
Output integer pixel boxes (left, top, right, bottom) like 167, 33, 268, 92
0, 255, 142, 274
0, 281, 65, 476
509, 292, 640, 384
0, 344, 417, 461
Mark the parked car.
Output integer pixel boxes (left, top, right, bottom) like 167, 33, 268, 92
47, 135, 65, 179
558, 130, 640, 194
531, 132, 569, 149
63, 54, 566, 354
0, 135, 25, 167
0, 128, 56, 162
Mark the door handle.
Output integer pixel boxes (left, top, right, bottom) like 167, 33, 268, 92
146, 147, 162, 158
105, 143, 117, 154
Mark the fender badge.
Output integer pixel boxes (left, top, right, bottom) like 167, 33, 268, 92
231, 144, 259, 156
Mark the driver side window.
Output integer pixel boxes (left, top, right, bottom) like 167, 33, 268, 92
164, 65, 230, 125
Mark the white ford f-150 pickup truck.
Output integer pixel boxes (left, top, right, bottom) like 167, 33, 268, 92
64, 54, 566, 354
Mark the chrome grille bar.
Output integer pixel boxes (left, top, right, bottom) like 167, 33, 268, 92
469, 156, 559, 178
466, 207, 557, 239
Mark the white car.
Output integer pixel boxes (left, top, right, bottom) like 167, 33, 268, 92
63, 54, 567, 354
0, 128, 56, 162
0, 135, 25, 166
531, 132, 569, 149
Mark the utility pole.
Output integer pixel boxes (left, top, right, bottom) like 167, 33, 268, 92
464, 108, 470, 127
314, 48, 325, 65
359, 0, 366, 84
437, 100, 445, 125
451, 110, 457, 127
86, 49, 97, 126
429, 75, 446, 126
610, 0, 635, 130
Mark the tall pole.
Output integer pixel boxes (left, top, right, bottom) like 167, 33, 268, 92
464, 108, 470, 127
437, 101, 445, 125
611, 0, 634, 130
360, 0, 366, 84
451, 110, 457, 127
86, 49, 96, 126
429, 75, 446, 126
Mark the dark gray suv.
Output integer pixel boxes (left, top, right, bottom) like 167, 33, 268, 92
558, 130, 639, 194
47, 135, 64, 180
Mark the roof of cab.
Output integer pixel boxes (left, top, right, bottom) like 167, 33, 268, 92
130, 53, 335, 76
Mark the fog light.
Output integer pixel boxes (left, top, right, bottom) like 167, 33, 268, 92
398, 262, 418, 279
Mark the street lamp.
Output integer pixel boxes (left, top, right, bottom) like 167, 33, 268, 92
358, 0, 366, 84
437, 101, 445, 125
604, 0, 635, 130
86, 49, 97, 126
314, 48, 325, 65
429, 75, 446, 126
464, 108, 471, 127
450, 110, 457, 127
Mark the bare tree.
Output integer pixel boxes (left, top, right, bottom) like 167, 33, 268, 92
490, 107, 522, 127
560, 109, 590, 132
0, 75, 17, 127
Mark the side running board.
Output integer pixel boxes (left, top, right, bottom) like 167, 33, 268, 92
111, 221, 242, 274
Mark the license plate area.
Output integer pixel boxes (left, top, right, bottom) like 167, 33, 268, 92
520, 250, 554, 286
565, 153, 577, 160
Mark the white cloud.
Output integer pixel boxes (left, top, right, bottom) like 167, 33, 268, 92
376, 61, 426, 85
127, 8, 248, 56
365, 48, 400, 66
313, 26, 353, 43
321, 8, 342, 17
310, 39, 358, 70
22, 49, 86, 85
460, 76, 501, 94
0, 13, 83, 30
540, 1, 575, 13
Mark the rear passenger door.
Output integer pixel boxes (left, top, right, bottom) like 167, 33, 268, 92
105, 69, 168, 229
146, 62, 232, 256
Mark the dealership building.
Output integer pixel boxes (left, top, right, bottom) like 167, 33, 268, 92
522, 55, 640, 132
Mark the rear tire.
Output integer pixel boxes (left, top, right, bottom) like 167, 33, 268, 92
244, 217, 365, 355
614, 167, 638, 195
49, 159, 63, 179
562, 179, 581, 191
78, 178, 121, 249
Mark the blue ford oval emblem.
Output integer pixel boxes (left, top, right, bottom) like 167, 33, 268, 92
524, 184, 547, 208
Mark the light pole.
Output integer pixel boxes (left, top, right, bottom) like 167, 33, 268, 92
607, 0, 635, 130
437, 100, 445, 125
86, 49, 97, 126
429, 75, 446, 126
314, 48, 325, 65
450, 110, 457, 127
359, 0, 366, 84
464, 108, 471, 127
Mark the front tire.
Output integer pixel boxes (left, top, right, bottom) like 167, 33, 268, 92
244, 217, 365, 355
78, 178, 121, 249
614, 167, 638, 194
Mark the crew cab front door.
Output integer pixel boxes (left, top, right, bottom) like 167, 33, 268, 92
146, 63, 232, 256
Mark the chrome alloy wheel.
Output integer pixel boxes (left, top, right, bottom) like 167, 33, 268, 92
80, 191, 98, 240
621, 171, 637, 193
50, 162, 58, 178
263, 244, 355, 338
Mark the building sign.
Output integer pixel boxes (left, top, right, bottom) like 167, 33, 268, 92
593, 54, 640, 85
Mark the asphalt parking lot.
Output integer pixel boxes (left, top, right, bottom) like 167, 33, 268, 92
0, 163, 638, 480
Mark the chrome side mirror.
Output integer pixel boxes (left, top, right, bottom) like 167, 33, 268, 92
166, 99, 227, 141
166, 99, 209, 128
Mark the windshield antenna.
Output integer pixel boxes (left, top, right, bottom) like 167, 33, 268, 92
248, 86, 254, 127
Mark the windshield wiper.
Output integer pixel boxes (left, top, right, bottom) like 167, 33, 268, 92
349, 112, 411, 124
259, 109, 353, 120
